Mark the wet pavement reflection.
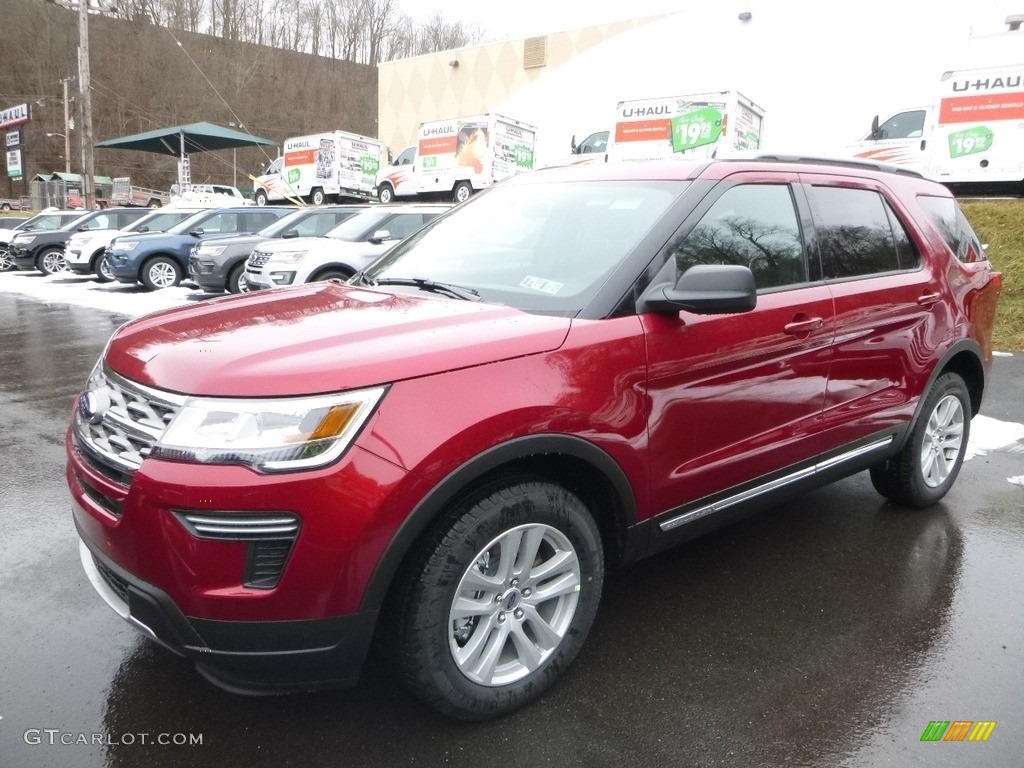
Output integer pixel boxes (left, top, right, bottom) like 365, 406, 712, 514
1, 294, 1021, 767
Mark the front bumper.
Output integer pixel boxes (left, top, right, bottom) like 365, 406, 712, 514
188, 254, 234, 292
9, 245, 40, 270
77, 533, 376, 693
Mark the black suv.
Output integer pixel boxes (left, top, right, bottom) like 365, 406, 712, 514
9, 208, 153, 275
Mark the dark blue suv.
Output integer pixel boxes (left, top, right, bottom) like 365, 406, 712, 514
106, 206, 291, 290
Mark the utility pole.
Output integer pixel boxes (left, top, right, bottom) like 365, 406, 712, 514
78, 0, 96, 209
61, 78, 72, 175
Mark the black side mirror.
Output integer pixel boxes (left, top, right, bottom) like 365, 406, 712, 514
638, 264, 757, 315
870, 115, 882, 141
137, 226, 149, 232
368, 229, 391, 245
282, 230, 298, 239
189, 229, 204, 237
570, 134, 578, 153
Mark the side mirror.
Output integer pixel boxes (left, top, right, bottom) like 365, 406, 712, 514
189, 229, 204, 237
870, 115, 882, 141
368, 229, 391, 245
281, 230, 298, 239
137, 226, 149, 233
638, 264, 757, 315
570, 134, 578, 153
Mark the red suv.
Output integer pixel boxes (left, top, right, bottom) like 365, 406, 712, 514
68, 157, 1002, 719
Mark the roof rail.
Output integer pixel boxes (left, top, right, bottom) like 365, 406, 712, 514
718, 151, 927, 179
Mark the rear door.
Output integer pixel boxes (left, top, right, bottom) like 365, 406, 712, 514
643, 174, 836, 514
801, 174, 949, 447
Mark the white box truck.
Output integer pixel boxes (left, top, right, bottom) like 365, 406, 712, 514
374, 114, 537, 204
847, 63, 1024, 191
253, 131, 384, 205
605, 91, 765, 162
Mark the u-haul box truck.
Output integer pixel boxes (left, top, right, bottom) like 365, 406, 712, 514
605, 91, 765, 162
374, 114, 537, 204
848, 64, 1024, 190
253, 130, 384, 205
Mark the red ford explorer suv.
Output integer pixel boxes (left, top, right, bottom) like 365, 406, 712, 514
68, 156, 1002, 720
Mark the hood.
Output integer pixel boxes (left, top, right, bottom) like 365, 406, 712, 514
258, 236, 327, 253
68, 228, 118, 243
197, 233, 264, 249
106, 283, 571, 397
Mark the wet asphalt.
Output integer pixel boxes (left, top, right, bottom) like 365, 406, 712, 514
0, 292, 1021, 768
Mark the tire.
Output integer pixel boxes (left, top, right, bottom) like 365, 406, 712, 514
0, 249, 13, 272
311, 267, 353, 283
254, 189, 268, 206
140, 256, 182, 290
93, 251, 114, 282
0, 203, 11, 211
310, 188, 326, 206
377, 183, 395, 204
226, 262, 248, 294
870, 372, 971, 508
391, 478, 604, 720
147, 199, 161, 209
453, 182, 473, 204
37, 247, 67, 276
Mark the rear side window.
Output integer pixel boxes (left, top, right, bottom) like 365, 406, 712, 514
917, 195, 987, 263
810, 186, 919, 278
671, 184, 806, 290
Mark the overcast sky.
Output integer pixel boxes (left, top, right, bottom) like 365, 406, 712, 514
399, 0, 1017, 41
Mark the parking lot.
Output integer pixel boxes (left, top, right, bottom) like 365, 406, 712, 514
0, 281, 1022, 768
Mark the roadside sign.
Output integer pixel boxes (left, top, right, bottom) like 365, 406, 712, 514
6, 149, 23, 178
6, 130, 20, 147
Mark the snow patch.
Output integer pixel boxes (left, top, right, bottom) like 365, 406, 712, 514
966, 415, 1024, 461
992, 351, 1013, 358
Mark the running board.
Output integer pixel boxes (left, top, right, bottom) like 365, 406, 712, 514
658, 436, 894, 533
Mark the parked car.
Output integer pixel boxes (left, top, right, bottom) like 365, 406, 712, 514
244, 204, 450, 290
189, 204, 368, 294
66, 208, 204, 282
67, 156, 1001, 720
8, 208, 152, 275
105, 206, 292, 290
0, 210, 89, 272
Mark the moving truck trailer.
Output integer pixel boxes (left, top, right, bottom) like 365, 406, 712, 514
374, 114, 537, 204
605, 91, 765, 162
253, 131, 384, 205
848, 63, 1024, 191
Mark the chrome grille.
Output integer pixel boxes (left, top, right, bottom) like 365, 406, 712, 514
74, 366, 187, 475
247, 251, 270, 270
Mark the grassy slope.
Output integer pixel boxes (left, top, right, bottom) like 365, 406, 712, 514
961, 200, 1024, 351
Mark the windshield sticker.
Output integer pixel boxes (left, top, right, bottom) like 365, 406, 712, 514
520, 276, 564, 295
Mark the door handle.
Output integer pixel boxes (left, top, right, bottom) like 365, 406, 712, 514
917, 292, 941, 306
784, 317, 824, 335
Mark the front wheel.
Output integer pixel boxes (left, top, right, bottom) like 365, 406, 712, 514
870, 372, 971, 508
226, 262, 248, 294
453, 181, 473, 204
37, 247, 67, 276
0, 249, 14, 272
140, 256, 182, 290
254, 189, 268, 206
311, 267, 353, 283
377, 183, 394, 204
392, 479, 604, 720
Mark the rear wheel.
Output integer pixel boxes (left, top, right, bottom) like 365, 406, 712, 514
37, 247, 67, 276
453, 181, 473, 204
310, 188, 327, 206
870, 372, 971, 507
140, 256, 182, 290
377, 183, 395, 204
93, 251, 114, 282
391, 478, 604, 720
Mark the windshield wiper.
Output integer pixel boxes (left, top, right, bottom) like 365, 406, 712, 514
371, 277, 482, 302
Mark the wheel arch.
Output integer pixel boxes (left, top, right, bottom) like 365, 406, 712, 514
904, 340, 986, 447
310, 263, 355, 282
359, 434, 639, 616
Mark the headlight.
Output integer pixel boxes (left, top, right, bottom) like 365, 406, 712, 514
197, 245, 227, 256
115, 241, 140, 252
12, 234, 35, 244
150, 387, 386, 472
271, 250, 308, 263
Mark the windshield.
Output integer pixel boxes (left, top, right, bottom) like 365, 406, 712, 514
326, 211, 391, 241
167, 209, 222, 235
126, 210, 197, 233
364, 180, 683, 315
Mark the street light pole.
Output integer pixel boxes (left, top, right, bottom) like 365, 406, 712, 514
78, 0, 95, 209
62, 78, 71, 175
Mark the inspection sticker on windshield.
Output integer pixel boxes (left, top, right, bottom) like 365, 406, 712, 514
520, 276, 564, 295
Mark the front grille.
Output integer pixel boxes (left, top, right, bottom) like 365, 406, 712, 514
247, 251, 270, 270
74, 366, 187, 476
94, 556, 130, 605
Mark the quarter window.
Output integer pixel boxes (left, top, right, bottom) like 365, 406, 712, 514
811, 186, 919, 278
671, 184, 806, 290
917, 195, 986, 263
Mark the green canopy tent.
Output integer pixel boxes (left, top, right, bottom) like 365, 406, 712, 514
95, 122, 277, 189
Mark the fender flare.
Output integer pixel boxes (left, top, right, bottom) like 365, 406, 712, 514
901, 339, 985, 449
358, 433, 638, 613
